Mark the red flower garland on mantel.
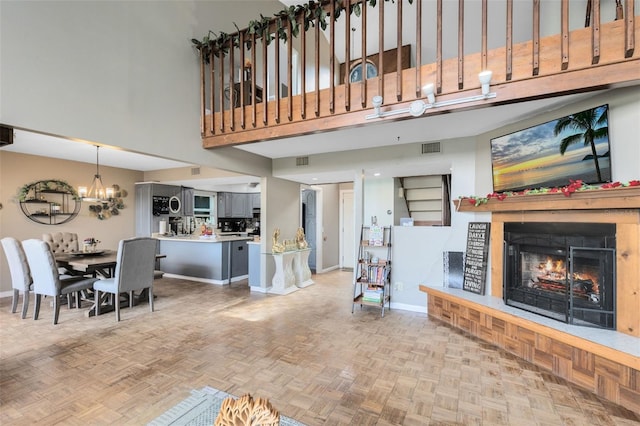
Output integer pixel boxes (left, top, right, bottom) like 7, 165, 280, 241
460, 179, 640, 207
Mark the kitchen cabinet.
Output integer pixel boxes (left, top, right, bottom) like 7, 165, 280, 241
231, 240, 249, 277
181, 187, 194, 216
230, 193, 249, 218
135, 183, 185, 236
217, 192, 255, 218
251, 193, 261, 210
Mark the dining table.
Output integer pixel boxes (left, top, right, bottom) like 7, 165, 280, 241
54, 250, 166, 317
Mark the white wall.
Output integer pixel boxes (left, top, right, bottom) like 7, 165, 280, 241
0, 0, 271, 177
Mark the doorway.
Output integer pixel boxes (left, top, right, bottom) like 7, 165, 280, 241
302, 189, 317, 273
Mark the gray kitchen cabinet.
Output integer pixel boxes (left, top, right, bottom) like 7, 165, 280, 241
250, 193, 261, 210
231, 240, 249, 277
217, 192, 232, 218
230, 193, 249, 218
135, 183, 186, 236
181, 187, 194, 216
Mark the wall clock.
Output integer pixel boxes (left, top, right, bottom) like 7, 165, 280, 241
349, 60, 378, 83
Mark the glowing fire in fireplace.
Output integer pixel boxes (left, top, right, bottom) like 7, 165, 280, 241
534, 256, 600, 300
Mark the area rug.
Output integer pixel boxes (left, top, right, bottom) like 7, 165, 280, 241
148, 386, 306, 426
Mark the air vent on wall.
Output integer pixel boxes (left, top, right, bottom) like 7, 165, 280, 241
191, 167, 201, 176
422, 142, 440, 154
296, 156, 309, 166
0, 125, 14, 147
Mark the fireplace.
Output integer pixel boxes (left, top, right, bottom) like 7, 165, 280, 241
503, 222, 616, 329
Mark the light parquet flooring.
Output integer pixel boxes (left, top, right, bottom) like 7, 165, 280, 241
1, 270, 638, 425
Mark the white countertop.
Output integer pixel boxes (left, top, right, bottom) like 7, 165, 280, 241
157, 235, 252, 243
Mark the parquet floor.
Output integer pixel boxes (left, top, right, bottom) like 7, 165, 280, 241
1, 270, 638, 425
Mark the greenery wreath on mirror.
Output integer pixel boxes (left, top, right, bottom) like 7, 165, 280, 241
88, 184, 127, 220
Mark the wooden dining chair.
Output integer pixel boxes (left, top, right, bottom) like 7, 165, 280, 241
22, 239, 98, 325
1, 237, 33, 319
93, 237, 157, 322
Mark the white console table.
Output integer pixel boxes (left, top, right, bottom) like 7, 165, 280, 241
293, 248, 314, 288
268, 248, 314, 294
268, 251, 299, 295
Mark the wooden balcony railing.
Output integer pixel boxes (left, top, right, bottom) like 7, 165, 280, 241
197, 0, 638, 149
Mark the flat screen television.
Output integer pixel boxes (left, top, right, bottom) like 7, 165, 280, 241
490, 104, 612, 193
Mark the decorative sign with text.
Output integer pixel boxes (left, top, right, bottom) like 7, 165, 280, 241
462, 222, 491, 295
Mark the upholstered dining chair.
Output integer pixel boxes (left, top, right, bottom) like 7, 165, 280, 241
1, 237, 33, 319
93, 237, 157, 322
22, 239, 98, 325
42, 232, 79, 253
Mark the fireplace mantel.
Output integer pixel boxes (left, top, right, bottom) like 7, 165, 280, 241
454, 186, 640, 212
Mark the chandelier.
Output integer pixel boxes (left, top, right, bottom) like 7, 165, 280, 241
78, 146, 113, 201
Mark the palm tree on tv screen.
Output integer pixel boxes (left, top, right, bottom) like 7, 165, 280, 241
553, 107, 608, 182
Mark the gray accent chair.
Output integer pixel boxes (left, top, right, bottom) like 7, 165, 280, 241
93, 237, 157, 322
1, 237, 33, 318
22, 239, 98, 325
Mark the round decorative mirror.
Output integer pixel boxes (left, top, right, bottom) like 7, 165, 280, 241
169, 195, 181, 214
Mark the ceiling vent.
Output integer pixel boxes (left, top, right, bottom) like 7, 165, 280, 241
191, 167, 201, 176
422, 142, 441, 154
296, 156, 309, 166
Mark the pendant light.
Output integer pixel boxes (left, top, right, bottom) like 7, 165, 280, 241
78, 146, 113, 201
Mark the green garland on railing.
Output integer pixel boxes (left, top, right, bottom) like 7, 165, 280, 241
192, 0, 413, 62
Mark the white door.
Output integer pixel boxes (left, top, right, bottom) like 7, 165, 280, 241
341, 190, 355, 269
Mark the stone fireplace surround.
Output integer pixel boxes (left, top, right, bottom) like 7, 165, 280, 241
420, 186, 640, 413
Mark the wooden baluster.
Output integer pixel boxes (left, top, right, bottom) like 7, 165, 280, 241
240, 32, 245, 130
287, 18, 293, 122
329, 0, 335, 114
506, 0, 513, 80
591, 0, 600, 64
300, 15, 306, 119
274, 22, 280, 124
533, 0, 540, 75
361, 0, 367, 107
229, 38, 235, 131
481, 0, 487, 71
625, 0, 635, 57
315, 15, 320, 117
251, 33, 257, 127
396, 0, 402, 101
416, 0, 422, 98
457, 0, 464, 89
436, 0, 442, 93
210, 52, 215, 134
219, 51, 225, 132
378, 0, 384, 98
200, 51, 205, 136
345, 3, 351, 111
262, 28, 268, 125
561, 0, 569, 70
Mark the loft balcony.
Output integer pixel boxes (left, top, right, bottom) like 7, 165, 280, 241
197, 0, 639, 149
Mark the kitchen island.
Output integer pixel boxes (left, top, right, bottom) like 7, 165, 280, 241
157, 235, 252, 285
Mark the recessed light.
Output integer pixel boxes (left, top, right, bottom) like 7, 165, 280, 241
373, 172, 381, 177
311, 177, 318, 181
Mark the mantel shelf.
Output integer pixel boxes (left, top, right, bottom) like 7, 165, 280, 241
454, 186, 640, 213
